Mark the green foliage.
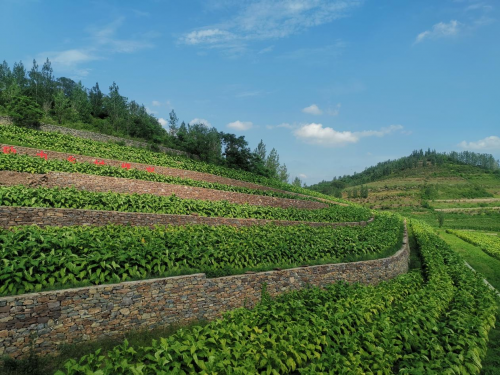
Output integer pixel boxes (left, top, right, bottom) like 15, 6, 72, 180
0, 215, 401, 295
447, 229, 500, 260
0, 185, 371, 223
437, 211, 444, 227
54, 220, 497, 374
7, 96, 43, 127
0, 125, 345, 203
0, 153, 317, 202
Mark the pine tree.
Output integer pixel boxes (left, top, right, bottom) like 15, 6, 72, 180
292, 176, 302, 187
266, 148, 280, 179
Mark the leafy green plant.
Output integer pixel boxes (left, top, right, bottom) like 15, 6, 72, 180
0, 186, 371, 223
0, 214, 402, 295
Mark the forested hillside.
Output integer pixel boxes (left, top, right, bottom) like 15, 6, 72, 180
0, 59, 292, 181
308, 149, 500, 197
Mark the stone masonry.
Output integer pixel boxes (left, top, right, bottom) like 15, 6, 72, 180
0, 225, 409, 359
0, 206, 374, 229
0, 142, 326, 202
0, 171, 328, 210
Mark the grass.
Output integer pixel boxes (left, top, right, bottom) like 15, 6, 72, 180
0, 320, 208, 375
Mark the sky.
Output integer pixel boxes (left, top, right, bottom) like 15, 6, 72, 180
1, 0, 499, 184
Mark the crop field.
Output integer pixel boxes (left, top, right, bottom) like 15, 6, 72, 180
0, 125, 337, 202
0, 214, 401, 296
1, 127, 498, 374
447, 229, 500, 260
0, 186, 371, 223
50, 221, 497, 374
0, 153, 315, 201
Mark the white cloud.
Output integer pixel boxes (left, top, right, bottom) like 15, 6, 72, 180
302, 104, 323, 115
158, 118, 168, 127
189, 118, 212, 127
236, 90, 262, 98
459, 136, 500, 150
298, 173, 307, 179
227, 120, 253, 131
415, 20, 461, 44
293, 123, 404, 147
152, 100, 161, 106
145, 107, 157, 115
327, 103, 341, 116
179, 1, 361, 53
182, 28, 235, 45
37, 18, 157, 78
258, 45, 274, 54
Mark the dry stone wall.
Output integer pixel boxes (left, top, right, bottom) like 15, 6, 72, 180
0, 205, 373, 229
0, 226, 409, 359
0, 170, 328, 210
0, 143, 282, 195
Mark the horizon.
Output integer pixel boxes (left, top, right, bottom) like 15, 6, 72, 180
2, 0, 499, 184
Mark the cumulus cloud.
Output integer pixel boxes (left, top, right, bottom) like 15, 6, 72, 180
189, 118, 212, 127
293, 123, 404, 147
302, 104, 323, 115
415, 20, 461, 44
227, 120, 253, 131
158, 118, 168, 127
459, 136, 500, 150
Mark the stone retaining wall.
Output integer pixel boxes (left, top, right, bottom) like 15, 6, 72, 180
0, 142, 341, 205
0, 226, 409, 359
0, 171, 328, 210
0, 205, 374, 229
0, 118, 193, 158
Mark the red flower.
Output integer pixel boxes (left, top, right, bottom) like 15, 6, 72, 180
121, 163, 131, 170
36, 151, 48, 160
93, 159, 105, 165
67, 155, 76, 163
146, 166, 155, 173
2, 146, 16, 154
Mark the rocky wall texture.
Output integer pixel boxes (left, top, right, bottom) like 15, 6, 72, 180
0, 142, 284, 195
0, 171, 328, 210
0, 226, 409, 359
0, 206, 373, 229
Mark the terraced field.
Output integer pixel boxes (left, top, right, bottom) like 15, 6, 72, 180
0, 127, 498, 374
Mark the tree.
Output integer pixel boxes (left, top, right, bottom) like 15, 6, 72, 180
69, 81, 91, 122
254, 140, 266, 161
8, 95, 43, 127
28, 59, 40, 105
89, 82, 104, 118
265, 148, 280, 179
105, 81, 127, 131
169, 110, 179, 136
52, 90, 71, 124
292, 176, 302, 187
278, 164, 289, 183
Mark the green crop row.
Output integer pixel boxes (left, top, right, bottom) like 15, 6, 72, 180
0, 185, 372, 223
0, 153, 318, 202
446, 229, 500, 260
0, 214, 402, 296
55, 220, 497, 374
0, 125, 342, 202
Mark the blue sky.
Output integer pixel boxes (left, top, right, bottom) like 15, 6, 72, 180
1, 0, 499, 184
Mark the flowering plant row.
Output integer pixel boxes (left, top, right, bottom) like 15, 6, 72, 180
0, 153, 322, 203
0, 125, 343, 203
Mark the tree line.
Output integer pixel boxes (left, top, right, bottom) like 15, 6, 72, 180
0, 58, 296, 182
308, 148, 500, 196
